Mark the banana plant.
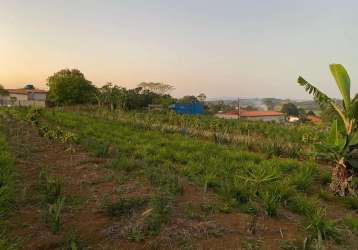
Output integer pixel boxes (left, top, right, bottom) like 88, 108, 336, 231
298, 64, 358, 196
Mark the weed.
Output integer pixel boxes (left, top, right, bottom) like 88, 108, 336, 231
286, 194, 317, 215
289, 163, 317, 192
318, 188, 335, 202
318, 170, 331, 185
342, 216, 358, 235
38, 170, 62, 204
259, 189, 281, 217
241, 239, 260, 250
105, 197, 147, 217
341, 194, 358, 210
183, 203, 202, 220
128, 224, 144, 242
304, 208, 342, 247
145, 193, 173, 236
47, 196, 65, 234
147, 167, 183, 195
65, 228, 84, 250
111, 157, 145, 172
280, 240, 302, 250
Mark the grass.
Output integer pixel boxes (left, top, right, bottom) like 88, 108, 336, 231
341, 195, 358, 210
343, 216, 358, 235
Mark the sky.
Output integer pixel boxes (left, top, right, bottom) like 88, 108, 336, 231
1, 0, 358, 99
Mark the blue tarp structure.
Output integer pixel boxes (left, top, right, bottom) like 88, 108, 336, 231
170, 103, 204, 115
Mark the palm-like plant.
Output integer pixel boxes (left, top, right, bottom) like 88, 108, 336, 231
298, 64, 358, 196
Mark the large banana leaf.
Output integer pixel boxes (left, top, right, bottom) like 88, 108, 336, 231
330, 64, 351, 112
298, 76, 350, 131
327, 120, 346, 151
349, 129, 358, 146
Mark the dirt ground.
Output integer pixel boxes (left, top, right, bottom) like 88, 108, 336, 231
4, 117, 307, 250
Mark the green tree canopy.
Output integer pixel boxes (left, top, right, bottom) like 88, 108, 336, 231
47, 69, 98, 105
281, 102, 299, 116
178, 96, 199, 104
0, 85, 9, 96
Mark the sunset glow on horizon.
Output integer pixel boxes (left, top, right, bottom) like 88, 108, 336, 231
1, 0, 358, 99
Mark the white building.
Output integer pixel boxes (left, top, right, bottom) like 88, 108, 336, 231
0, 86, 48, 107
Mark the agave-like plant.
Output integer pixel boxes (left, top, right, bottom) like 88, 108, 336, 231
298, 64, 358, 196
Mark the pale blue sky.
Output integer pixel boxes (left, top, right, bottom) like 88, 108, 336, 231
1, 0, 358, 99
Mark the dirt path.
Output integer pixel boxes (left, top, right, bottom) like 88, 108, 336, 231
4, 117, 305, 250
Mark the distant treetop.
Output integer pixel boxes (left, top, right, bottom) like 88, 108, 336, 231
138, 82, 174, 95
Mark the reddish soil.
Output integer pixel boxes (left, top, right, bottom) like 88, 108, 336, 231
4, 117, 307, 250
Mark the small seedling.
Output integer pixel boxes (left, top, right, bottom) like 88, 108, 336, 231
47, 196, 65, 234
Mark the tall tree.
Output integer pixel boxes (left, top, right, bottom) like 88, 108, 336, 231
47, 69, 97, 105
281, 102, 299, 116
298, 64, 358, 196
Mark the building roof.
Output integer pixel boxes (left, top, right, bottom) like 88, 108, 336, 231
221, 110, 285, 117
7, 88, 48, 95
307, 115, 321, 123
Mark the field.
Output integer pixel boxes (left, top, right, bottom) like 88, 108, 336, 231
1, 107, 358, 250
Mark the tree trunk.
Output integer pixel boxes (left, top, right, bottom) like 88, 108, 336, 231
330, 159, 353, 196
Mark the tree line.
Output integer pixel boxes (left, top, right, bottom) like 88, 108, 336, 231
46, 69, 202, 110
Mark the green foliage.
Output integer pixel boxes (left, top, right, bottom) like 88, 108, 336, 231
281, 102, 299, 116
145, 194, 173, 236
343, 216, 358, 235
177, 95, 199, 104
38, 169, 63, 204
286, 194, 317, 215
298, 64, 358, 195
289, 163, 317, 192
0, 123, 14, 219
259, 188, 281, 217
0, 85, 9, 97
97, 83, 175, 111
342, 194, 358, 210
304, 208, 342, 247
47, 196, 65, 234
105, 197, 147, 217
47, 69, 98, 105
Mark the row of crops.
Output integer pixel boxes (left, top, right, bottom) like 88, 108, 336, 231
6, 107, 358, 249
58, 107, 327, 159
0, 111, 17, 249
